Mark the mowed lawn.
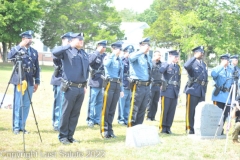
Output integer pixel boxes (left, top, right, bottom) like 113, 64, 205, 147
0, 62, 239, 160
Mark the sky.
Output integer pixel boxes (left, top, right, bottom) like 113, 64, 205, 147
113, 0, 154, 13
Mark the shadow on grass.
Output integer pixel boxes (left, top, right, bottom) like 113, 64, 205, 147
76, 124, 129, 131
159, 133, 187, 137
0, 126, 9, 131
84, 135, 126, 144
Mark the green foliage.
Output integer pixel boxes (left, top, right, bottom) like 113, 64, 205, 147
137, 0, 159, 25
41, 0, 124, 48
144, 0, 240, 58
0, 0, 46, 61
0, 0, 45, 43
118, 8, 138, 22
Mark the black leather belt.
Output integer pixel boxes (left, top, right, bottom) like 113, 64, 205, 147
168, 81, 179, 86
109, 78, 121, 83
69, 82, 87, 88
195, 80, 208, 86
152, 83, 162, 86
222, 87, 230, 92
136, 81, 150, 86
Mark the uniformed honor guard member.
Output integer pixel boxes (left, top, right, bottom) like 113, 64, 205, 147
128, 37, 152, 127
184, 46, 208, 134
53, 32, 89, 144
211, 54, 234, 134
50, 32, 72, 131
146, 51, 162, 121
230, 55, 240, 136
8, 30, 40, 134
230, 55, 240, 70
87, 40, 107, 127
230, 55, 240, 95
159, 50, 181, 134
118, 45, 135, 126
100, 41, 124, 139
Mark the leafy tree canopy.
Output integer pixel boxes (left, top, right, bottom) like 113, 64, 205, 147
41, 0, 124, 48
0, 0, 45, 61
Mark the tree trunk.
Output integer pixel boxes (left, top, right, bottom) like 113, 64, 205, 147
2, 42, 7, 62
8, 42, 12, 51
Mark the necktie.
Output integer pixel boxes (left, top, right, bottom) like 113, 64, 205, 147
78, 50, 85, 79
145, 55, 151, 80
117, 57, 121, 77
28, 48, 31, 56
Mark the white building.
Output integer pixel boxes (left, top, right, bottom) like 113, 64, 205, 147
120, 22, 150, 49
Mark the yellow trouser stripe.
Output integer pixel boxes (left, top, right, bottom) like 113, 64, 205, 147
101, 82, 110, 137
128, 84, 136, 127
159, 96, 165, 131
186, 94, 190, 130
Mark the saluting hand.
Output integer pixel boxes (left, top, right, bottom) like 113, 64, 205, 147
220, 59, 228, 67
70, 39, 78, 48
140, 44, 150, 54
113, 49, 121, 56
19, 38, 30, 48
97, 46, 103, 52
194, 52, 201, 59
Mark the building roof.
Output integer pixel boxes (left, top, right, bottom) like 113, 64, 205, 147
120, 22, 150, 35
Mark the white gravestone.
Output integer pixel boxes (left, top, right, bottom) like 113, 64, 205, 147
0, 93, 13, 109
125, 124, 160, 147
194, 102, 225, 138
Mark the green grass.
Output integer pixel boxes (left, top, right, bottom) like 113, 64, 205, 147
0, 62, 240, 160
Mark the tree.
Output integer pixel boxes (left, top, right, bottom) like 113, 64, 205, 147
41, 0, 124, 48
118, 8, 138, 22
143, 0, 199, 48
137, 0, 159, 25
144, 0, 240, 62
0, 0, 45, 62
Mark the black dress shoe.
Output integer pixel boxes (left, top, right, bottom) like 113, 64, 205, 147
59, 138, 70, 145
109, 134, 116, 138
20, 129, 30, 134
103, 135, 111, 139
13, 130, 20, 135
167, 130, 172, 134
160, 131, 168, 134
68, 138, 80, 143
187, 130, 194, 134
